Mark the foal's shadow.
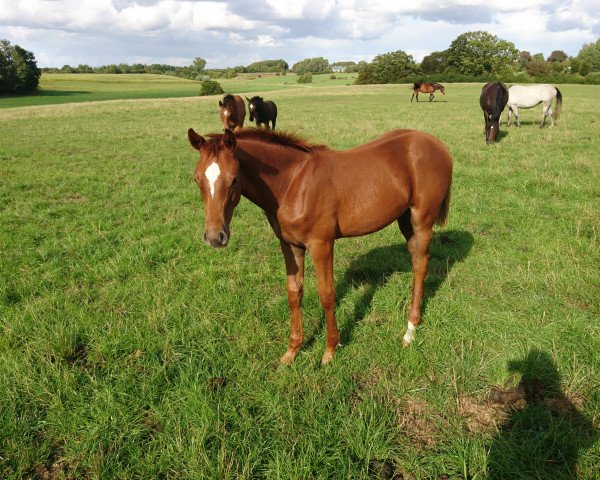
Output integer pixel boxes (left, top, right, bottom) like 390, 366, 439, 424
488, 349, 598, 479
329, 229, 473, 345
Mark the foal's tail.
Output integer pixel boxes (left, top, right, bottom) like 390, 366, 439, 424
436, 187, 451, 227
555, 87, 562, 121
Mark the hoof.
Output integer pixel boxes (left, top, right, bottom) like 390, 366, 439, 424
320, 350, 334, 365
402, 338, 413, 348
280, 349, 298, 365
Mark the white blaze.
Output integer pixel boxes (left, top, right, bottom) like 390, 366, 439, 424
222, 109, 228, 116
249, 104, 255, 110
205, 162, 221, 197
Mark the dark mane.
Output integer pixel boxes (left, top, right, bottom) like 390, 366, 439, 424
222, 94, 236, 107
206, 128, 328, 153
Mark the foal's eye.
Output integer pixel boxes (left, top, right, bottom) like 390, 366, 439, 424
230, 178, 238, 189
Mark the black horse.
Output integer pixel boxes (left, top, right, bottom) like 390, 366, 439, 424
480, 82, 509, 144
245, 96, 277, 129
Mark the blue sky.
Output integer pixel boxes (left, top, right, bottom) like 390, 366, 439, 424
1, 0, 598, 68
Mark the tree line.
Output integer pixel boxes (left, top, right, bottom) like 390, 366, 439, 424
40, 58, 290, 80
2, 32, 599, 95
355, 32, 600, 85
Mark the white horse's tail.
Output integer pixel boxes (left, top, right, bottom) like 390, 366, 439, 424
555, 87, 562, 121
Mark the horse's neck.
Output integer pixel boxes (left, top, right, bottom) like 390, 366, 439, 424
236, 142, 306, 213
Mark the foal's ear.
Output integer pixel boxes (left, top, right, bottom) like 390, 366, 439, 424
188, 128, 206, 150
245, 96, 250, 101
218, 100, 223, 107
222, 128, 237, 150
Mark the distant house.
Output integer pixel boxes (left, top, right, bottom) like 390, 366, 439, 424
332, 65, 345, 73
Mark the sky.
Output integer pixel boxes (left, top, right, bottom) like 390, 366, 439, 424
1, 0, 598, 69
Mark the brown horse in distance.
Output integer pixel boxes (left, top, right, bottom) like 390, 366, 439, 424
411, 82, 445, 102
188, 127, 453, 365
219, 94, 246, 130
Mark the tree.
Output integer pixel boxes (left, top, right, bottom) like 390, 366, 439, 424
446, 31, 518, 76
76, 64, 94, 73
292, 57, 331, 74
355, 50, 419, 84
577, 38, 600, 72
191, 57, 206, 77
420, 50, 448, 74
526, 59, 550, 77
0, 39, 41, 94
345, 61, 367, 73
547, 50, 568, 63
517, 51, 532, 70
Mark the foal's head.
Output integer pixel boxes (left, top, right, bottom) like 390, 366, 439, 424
188, 128, 241, 248
219, 95, 237, 130
485, 115, 500, 144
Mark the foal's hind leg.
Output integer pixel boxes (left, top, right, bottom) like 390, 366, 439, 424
398, 209, 433, 347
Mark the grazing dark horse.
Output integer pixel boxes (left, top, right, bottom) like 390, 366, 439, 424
245, 96, 278, 129
411, 82, 445, 102
219, 94, 246, 131
480, 82, 509, 144
188, 127, 453, 365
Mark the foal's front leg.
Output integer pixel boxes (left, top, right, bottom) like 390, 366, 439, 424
279, 241, 306, 365
309, 240, 339, 365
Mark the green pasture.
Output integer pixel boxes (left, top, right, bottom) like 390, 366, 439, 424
0, 72, 356, 109
0, 78, 599, 479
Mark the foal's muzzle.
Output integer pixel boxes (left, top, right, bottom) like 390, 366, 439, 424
204, 230, 229, 248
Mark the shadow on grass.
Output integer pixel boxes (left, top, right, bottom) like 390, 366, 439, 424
326, 229, 474, 346
488, 349, 598, 479
0, 90, 92, 99
35, 90, 93, 97
495, 129, 509, 143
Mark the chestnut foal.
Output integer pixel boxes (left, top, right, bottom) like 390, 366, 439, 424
188, 127, 453, 365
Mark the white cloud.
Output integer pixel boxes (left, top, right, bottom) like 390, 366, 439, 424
264, 0, 337, 20
256, 35, 282, 47
0, 0, 597, 68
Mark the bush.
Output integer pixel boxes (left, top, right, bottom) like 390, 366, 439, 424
330, 74, 336, 79
199, 80, 224, 96
297, 73, 312, 83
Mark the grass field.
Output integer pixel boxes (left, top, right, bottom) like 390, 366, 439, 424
0, 76, 599, 479
0, 72, 356, 109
